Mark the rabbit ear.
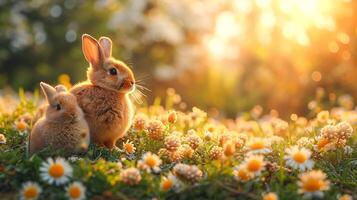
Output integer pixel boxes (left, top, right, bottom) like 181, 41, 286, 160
99, 37, 112, 58
40, 82, 56, 103
55, 85, 67, 93
82, 34, 102, 67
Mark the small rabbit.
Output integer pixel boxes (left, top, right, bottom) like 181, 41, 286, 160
70, 34, 135, 149
29, 82, 90, 155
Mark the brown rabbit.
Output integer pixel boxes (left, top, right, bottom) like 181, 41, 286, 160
70, 34, 135, 149
29, 82, 90, 155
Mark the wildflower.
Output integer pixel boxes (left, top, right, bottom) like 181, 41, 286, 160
285, 146, 314, 171
234, 133, 248, 148
120, 167, 142, 185
186, 133, 202, 149
338, 194, 353, 200
173, 163, 203, 183
187, 129, 197, 135
146, 120, 166, 140
14, 119, 28, 135
167, 111, 177, 123
133, 113, 148, 131
243, 154, 265, 176
137, 152, 162, 173
20, 181, 42, 200
165, 135, 181, 151
271, 118, 289, 137
296, 137, 314, 148
68, 156, 81, 163
320, 125, 338, 141
314, 136, 331, 152
316, 110, 330, 123
168, 150, 184, 163
179, 144, 194, 158
158, 148, 170, 157
0, 133, 6, 144
123, 140, 136, 154
161, 173, 179, 192
298, 170, 330, 198
40, 157, 73, 185
262, 192, 279, 200
219, 133, 232, 146
66, 182, 86, 200
204, 130, 213, 141
233, 165, 252, 182
223, 140, 236, 157
189, 107, 207, 124
316, 122, 353, 151
209, 146, 223, 160
336, 121, 353, 140
246, 137, 271, 154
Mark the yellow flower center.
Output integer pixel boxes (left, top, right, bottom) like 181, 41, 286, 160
250, 141, 264, 150
124, 143, 134, 153
69, 186, 81, 199
303, 179, 323, 192
339, 195, 352, 200
146, 156, 157, 167
48, 164, 64, 178
247, 159, 263, 172
208, 126, 215, 132
263, 193, 278, 200
162, 179, 173, 191
317, 138, 330, 150
24, 186, 38, 198
238, 169, 250, 180
0, 134, 5, 142
293, 152, 307, 163
17, 122, 26, 131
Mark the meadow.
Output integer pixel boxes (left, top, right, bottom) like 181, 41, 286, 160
0, 88, 356, 200
1, 0, 357, 199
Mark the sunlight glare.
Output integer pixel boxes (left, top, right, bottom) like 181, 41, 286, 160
215, 11, 241, 40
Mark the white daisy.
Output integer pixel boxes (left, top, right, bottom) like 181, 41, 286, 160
246, 137, 272, 154
66, 181, 86, 200
285, 146, 314, 171
137, 152, 162, 173
233, 164, 253, 182
161, 173, 181, 192
40, 157, 73, 185
243, 154, 266, 176
20, 181, 42, 200
14, 120, 28, 135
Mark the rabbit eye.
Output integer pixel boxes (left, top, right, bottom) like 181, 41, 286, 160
109, 68, 117, 75
55, 104, 61, 111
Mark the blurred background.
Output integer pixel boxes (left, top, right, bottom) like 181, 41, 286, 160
0, 0, 357, 117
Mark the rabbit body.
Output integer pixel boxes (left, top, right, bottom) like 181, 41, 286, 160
70, 81, 133, 148
69, 34, 136, 149
29, 83, 90, 155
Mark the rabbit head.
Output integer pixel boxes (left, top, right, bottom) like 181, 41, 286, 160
40, 82, 83, 123
82, 34, 135, 94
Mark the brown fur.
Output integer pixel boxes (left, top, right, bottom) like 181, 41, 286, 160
70, 34, 135, 149
29, 82, 90, 155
